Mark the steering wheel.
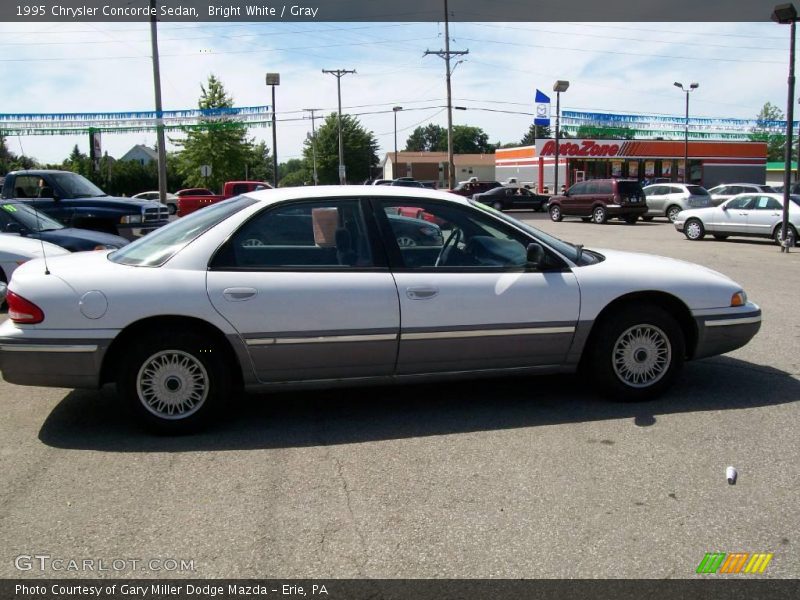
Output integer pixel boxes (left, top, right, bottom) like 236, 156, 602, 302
434, 228, 463, 267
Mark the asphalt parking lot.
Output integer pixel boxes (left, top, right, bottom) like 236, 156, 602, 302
0, 213, 798, 579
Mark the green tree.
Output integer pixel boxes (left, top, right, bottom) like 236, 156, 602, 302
302, 113, 378, 184
404, 124, 494, 154
172, 74, 267, 191
278, 158, 311, 187
520, 124, 552, 145
749, 102, 786, 161
245, 140, 273, 183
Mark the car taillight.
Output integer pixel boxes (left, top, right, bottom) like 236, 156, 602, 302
7, 291, 44, 324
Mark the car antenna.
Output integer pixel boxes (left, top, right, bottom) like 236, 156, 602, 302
32, 197, 51, 275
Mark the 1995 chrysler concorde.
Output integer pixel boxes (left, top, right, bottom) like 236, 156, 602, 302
0, 186, 761, 433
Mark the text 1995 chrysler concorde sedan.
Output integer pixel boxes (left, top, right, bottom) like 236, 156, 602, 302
0, 186, 761, 433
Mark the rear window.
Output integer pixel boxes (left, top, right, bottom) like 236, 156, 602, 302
686, 185, 709, 195
616, 181, 642, 195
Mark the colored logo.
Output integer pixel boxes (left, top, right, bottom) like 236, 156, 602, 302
696, 552, 773, 574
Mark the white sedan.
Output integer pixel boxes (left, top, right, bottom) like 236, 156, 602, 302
0, 187, 761, 433
0, 234, 69, 285
674, 192, 799, 246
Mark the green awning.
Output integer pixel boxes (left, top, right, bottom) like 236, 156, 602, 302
766, 161, 798, 171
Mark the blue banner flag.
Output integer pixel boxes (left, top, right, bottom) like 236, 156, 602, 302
534, 90, 551, 127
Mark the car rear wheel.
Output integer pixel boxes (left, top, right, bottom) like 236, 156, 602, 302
773, 223, 797, 247
119, 330, 230, 434
592, 206, 608, 224
492, 201, 504, 211
666, 205, 682, 223
588, 305, 685, 402
642, 216, 654, 222
549, 205, 563, 222
684, 218, 705, 241
168, 203, 177, 215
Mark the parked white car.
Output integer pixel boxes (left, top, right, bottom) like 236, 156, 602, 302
132, 191, 179, 215
642, 183, 712, 222
674, 192, 799, 246
0, 187, 760, 433
706, 183, 775, 207
0, 234, 69, 284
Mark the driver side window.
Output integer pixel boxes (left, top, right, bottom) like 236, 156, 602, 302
377, 200, 529, 270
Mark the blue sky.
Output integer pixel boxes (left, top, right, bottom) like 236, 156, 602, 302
0, 20, 789, 167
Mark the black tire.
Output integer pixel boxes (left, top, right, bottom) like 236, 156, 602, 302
588, 305, 685, 402
591, 205, 608, 224
549, 205, 563, 222
168, 203, 177, 215
492, 201, 504, 211
642, 216, 654, 222
773, 223, 797, 247
713, 234, 729, 241
684, 218, 705, 241
118, 330, 231, 434
666, 205, 682, 223
624, 215, 638, 224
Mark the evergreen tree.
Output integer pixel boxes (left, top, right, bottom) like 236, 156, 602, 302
520, 124, 552, 145
172, 75, 266, 191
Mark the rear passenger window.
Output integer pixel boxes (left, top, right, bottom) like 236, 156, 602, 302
596, 181, 613, 195
212, 200, 374, 270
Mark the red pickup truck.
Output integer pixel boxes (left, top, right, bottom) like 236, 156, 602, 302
177, 181, 271, 217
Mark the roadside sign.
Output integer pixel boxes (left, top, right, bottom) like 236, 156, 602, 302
200, 165, 212, 177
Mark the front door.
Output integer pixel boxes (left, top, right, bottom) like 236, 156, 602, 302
373, 198, 581, 375
710, 195, 755, 234
207, 198, 400, 383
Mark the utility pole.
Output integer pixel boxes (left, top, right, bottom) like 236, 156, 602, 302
303, 108, 320, 185
322, 69, 356, 184
149, 0, 168, 206
424, 0, 468, 189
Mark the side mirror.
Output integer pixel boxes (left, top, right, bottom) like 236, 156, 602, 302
4, 222, 22, 234
721, 205, 728, 211
526, 242, 545, 267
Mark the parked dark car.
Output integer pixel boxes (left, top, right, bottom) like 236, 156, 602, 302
473, 186, 548, 212
548, 179, 647, 224
0, 201, 129, 251
450, 180, 502, 197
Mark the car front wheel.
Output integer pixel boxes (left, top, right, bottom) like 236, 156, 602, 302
588, 305, 685, 402
592, 206, 608, 224
684, 218, 705, 241
549, 205, 563, 222
119, 331, 230, 433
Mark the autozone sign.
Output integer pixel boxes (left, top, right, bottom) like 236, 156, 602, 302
539, 139, 622, 157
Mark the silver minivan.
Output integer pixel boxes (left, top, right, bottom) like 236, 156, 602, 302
642, 183, 712, 222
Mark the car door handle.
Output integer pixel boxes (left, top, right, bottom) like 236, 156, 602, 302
406, 287, 439, 300
223, 287, 257, 301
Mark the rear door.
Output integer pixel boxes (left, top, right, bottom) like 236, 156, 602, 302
747, 195, 783, 237
644, 185, 667, 214
207, 197, 400, 383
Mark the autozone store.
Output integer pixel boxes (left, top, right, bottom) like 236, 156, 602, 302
495, 139, 767, 190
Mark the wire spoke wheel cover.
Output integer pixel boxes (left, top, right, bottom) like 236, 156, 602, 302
137, 350, 209, 420
612, 324, 672, 388
686, 220, 703, 240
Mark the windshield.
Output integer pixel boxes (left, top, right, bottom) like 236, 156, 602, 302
109, 196, 257, 267
50, 172, 107, 198
1, 202, 64, 231
468, 199, 597, 265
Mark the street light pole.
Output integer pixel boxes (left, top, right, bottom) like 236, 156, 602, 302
392, 106, 403, 177
266, 73, 280, 187
553, 80, 569, 194
322, 69, 356, 184
674, 81, 699, 184
774, 2, 798, 252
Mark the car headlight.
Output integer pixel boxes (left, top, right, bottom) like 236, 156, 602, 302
120, 215, 143, 224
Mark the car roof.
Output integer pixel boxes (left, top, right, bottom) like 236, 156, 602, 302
242, 185, 471, 207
